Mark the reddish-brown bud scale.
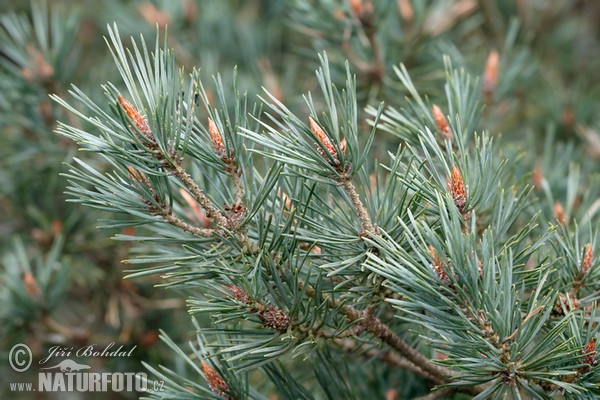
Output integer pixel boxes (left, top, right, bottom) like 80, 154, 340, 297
348, 0, 363, 17
310, 117, 335, 155
21, 45, 54, 82
432, 104, 451, 140
259, 305, 290, 331
339, 137, 347, 155
309, 117, 346, 160
428, 245, 450, 285
208, 117, 226, 157
532, 166, 543, 190
277, 188, 293, 211
23, 272, 42, 299
581, 244, 593, 276
398, 0, 413, 22
447, 165, 467, 212
201, 361, 232, 400
126, 166, 144, 181
554, 201, 566, 225
118, 95, 153, 140
582, 338, 596, 366
228, 284, 252, 305
482, 50, 499, 101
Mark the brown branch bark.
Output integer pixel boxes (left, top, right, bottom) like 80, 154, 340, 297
339, 175, 377, 235
300, 281, 453, 383
170, 162, 229, 228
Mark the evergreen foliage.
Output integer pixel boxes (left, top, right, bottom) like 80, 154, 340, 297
1, 1, 599, 399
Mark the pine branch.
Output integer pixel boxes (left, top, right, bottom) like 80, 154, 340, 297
159, 207, 217, 238
338, 174, 377, 236
170, 162, 229, 228
300, 281, 453, 383
332, 338, 444, 384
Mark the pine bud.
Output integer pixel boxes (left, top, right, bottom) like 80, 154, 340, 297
532, 166, 543, 190
23, 272, 42, 299
126, 166, 154, 192
310, 117, 335, 155
277, 188, 293, 211
21, 45, 53, 82
582, 338, 596, 366
138, 3, 171, 28
208, 117, 226, 157
447, 165, 467, 212
428, 245, 450, 285
228, 284, 252, 305
348, 0, 372, 19
348, 0, 363, 16
126, 166, 144, 181
339, 137, 347, 155
259, 305, 290, 331
309, 117, 345, 161
432, 104, 452, 140
117, 95, 153, 140
201, 361, 232, 400
553, 201, 566, 225
482, 50, 499, 101
554, 292, 581, 315
397, 0, 413, 22
581, 243, 593, 276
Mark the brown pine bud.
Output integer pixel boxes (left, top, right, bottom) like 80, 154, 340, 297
208, 117, 226, 157
309, 117, 335, 155
348, 0, 374, 21
554, 201, 566, 226
428, 245, 450, 285
21, 45, 54, 82
582, 338, 596, 366
398, 0, 413, 22
126, 166, 154, 193
23, 272, 42, 299
447, 165, 467, 212
309, 117, 346, 161
201, 361, 232, 400
482, 50, 499, 101
259, 305, 290, 331
339, 137, 347, 155
581, 244, 593, 276
432, 104, 451, 140
228, 284, 252, 305
277, 188, 293, 211
554, 292, 581, 315
118, 95, 153, 140
138, 3, 172, 28
348, 0, 364, 17
532, 166, 543, 190
385, 388, 399, 400
126, 165, 145, 182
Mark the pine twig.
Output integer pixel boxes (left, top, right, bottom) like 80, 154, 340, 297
339, 174, 377, 235
300, 281, 453, 383
228, 163, 244, 206
160, 208, 218, 238
171, 162, 229, 228
332, 338, 445, 384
